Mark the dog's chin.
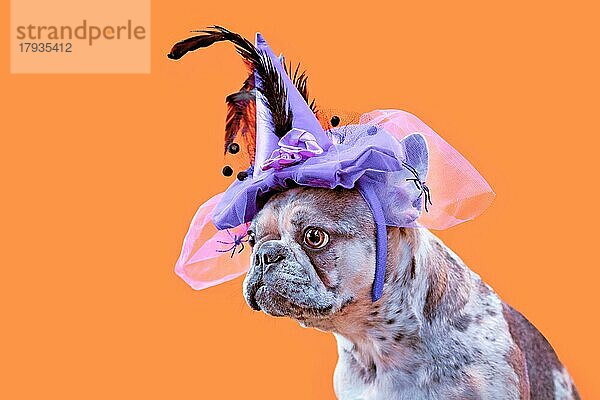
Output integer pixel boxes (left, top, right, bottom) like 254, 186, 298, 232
252, 285, 335, 320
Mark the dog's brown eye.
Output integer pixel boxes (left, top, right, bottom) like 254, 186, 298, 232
303, 228, 329, 249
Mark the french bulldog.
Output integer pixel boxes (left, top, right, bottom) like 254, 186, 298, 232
243, 186, 579, 400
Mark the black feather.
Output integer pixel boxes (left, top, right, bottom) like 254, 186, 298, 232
283, 60, 317, 113
167, 33, 226, 60
168, 25, 294, 138
258, 54, 293, 137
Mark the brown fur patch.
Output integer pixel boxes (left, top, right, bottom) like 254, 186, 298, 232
505, 343, 531, 399
423, 261, 448, 321
502, 302, 572, 400
423, 240, 471, 322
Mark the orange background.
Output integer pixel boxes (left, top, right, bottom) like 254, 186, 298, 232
1, 1, 599, 399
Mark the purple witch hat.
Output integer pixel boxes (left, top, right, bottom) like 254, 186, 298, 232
168, 27, 495, 300
252, 33, 331, 176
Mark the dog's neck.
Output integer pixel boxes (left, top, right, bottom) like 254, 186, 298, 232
330, 227, 477, 379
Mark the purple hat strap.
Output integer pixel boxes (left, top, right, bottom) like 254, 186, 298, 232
356, 178, 387, 302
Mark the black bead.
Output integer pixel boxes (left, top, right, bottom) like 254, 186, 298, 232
222, 166, 233, 177
228, 142, 240, 154
237, 170, 249, 181
330, 115, 341, 127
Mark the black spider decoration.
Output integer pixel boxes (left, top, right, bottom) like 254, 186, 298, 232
402, 161, 433, 212
216, 229, 249, 257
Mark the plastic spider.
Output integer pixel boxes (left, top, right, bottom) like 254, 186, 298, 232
402, 161, 433, 212
216, 230, 249, 258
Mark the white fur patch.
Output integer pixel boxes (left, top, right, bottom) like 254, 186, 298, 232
553, 367, 575, 400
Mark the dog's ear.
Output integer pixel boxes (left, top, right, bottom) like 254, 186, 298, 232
400, 133, 429, 180
374, 133, 430, 224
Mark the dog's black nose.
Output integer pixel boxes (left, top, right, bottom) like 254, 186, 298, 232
255, 241, 286, 268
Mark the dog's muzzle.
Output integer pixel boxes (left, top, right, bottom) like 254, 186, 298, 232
244, 240, 289, 310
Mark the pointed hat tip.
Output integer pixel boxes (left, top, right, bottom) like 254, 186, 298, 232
255, 32, 266, 44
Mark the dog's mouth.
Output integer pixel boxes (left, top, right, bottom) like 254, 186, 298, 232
246, 281, 262, 311
248, 283, 334, 319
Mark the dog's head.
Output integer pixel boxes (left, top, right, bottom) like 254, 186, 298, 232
243, 186, 384, 327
